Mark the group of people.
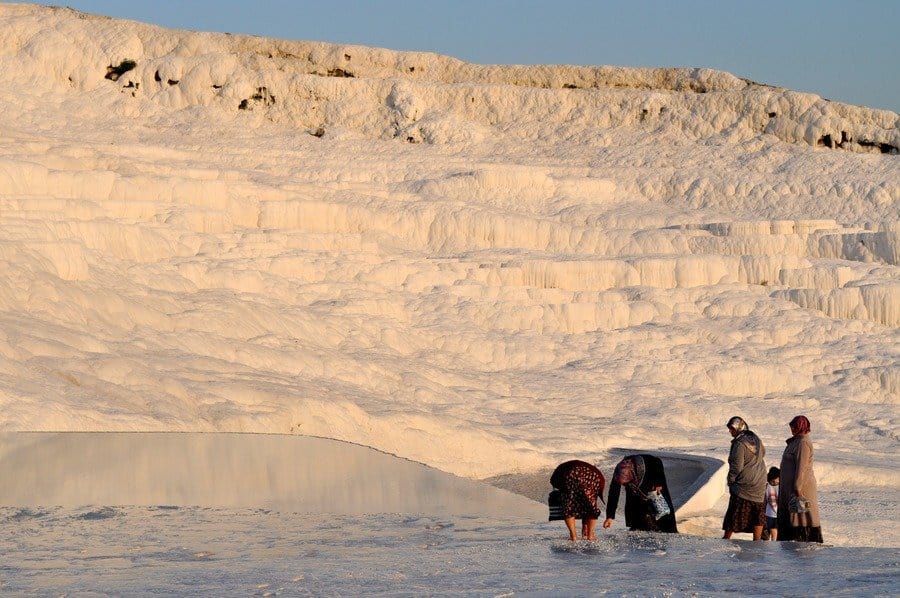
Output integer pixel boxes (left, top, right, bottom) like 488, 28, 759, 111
723, 414, 823, 543
549, 414, 822, 543
549, 453, 677, 541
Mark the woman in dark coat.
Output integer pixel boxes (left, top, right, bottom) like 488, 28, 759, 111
550, 460, 605, 541
603, 454, 678, 533
778, 415, 823, 543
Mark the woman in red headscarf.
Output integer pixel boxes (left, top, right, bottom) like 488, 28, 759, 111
777, 415, 823, 542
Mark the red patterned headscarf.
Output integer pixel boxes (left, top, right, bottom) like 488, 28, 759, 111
789, 415, 811, 436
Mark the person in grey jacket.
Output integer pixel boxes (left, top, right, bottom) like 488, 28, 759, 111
722, 416, 767, 540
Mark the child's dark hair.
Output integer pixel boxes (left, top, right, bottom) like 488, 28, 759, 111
767, 466, 780, 482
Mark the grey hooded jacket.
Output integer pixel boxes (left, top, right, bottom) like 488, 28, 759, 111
727, 430, 767, 502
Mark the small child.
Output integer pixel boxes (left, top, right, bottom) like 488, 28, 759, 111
765, 466, 780, 541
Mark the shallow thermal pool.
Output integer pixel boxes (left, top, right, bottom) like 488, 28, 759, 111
3, 506, 898, 596
1, 432, 898, 594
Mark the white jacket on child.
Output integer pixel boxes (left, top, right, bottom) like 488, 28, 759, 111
765, 482, 779, 519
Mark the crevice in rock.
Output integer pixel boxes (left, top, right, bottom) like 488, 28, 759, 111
310, 68, 355, 78
105, 59, 136, 82
819, 132, 897, 154
238, 86, 276, 110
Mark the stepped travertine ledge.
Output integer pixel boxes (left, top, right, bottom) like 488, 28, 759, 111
0, 3, 897, 547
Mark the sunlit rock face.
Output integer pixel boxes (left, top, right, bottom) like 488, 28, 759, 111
0, 1, 897, 509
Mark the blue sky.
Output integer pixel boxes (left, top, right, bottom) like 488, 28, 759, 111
19, 0, 900, 112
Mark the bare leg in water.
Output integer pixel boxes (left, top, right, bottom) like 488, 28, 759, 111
564, 517, 578, 541
723, 526, 765, 541
752, 525, 763, 541
582, 518, 598, 541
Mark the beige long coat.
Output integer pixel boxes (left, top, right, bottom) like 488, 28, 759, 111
779, 434, 820, 527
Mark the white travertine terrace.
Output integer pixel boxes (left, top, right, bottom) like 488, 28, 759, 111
0, 4, 897, 545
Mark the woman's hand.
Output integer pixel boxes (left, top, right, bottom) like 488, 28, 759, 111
602, 518, 614, 528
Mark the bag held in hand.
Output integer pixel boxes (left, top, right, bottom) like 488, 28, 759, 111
789, 495, 810, 514
647, 489, 671, 520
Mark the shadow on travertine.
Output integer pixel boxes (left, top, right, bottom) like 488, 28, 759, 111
482, 448, 726, 519
0, 432, 544, 518
0, 433, 724, 520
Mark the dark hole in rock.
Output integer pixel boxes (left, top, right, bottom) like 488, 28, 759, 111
154, 70, 161, 82
409, 66, 415, 72
105, 59, 136, 82
250, 87, 276, 105
563, 83, 578, 89
212, 84, 222, 90
326, 68, 354, 78
238, 87, 276, 111
768, 112, 777, 118
819, 134, 834, 148
167, 79, 179, 86
858, 140, 898, 154
344, 54, 351, 60
310, 127, 325, 138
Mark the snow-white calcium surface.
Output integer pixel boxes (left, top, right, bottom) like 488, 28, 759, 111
0, 4, 898, 585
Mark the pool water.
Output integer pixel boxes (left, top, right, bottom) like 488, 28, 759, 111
2, 506, 897, 596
